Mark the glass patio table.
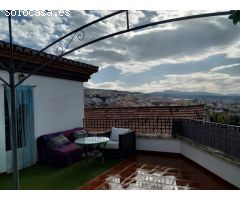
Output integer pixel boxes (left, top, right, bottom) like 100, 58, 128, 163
75, 136, 109, 165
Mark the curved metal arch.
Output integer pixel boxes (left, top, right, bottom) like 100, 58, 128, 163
2, 10, 234, 190
14, 10, 126, 73
15, 10, 231, 87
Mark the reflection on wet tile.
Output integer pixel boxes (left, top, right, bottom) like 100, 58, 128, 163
106, 168, 191, 190
79, 154, 236, 190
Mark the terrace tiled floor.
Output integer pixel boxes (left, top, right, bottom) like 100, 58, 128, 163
80, 153, 237, 190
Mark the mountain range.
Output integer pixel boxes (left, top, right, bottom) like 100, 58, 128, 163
84, 88, 240, 108
148, 90, 240, 100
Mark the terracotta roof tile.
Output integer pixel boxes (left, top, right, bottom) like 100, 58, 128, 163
0, 40, 99, 82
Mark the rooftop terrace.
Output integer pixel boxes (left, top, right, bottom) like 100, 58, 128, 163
83, 106, 240, 189
1, 106, 240, 190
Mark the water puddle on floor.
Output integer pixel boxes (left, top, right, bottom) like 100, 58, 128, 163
105, 166, 190, 190
80, 154, 236, 190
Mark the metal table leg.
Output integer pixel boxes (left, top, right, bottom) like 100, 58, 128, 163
83, 144, 88, 166
101, 142, 107, 164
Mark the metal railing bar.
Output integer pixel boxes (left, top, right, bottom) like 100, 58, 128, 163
0, 76, 9, 86
0, 61, 10, 72
15, 11, 231, 87
14, 10, 126, 72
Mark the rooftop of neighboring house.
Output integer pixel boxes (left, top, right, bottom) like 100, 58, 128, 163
85, 104, 206, 119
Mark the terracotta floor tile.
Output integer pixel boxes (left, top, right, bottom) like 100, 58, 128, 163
79, 154, 237, 190
80, 185, 98, 190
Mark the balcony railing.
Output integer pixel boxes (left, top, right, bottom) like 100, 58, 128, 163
84, 117, 240, 160
173, 119, 240, 159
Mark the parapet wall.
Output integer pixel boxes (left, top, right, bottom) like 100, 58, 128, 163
84, 105, 206, 134
85, 105, 206, 120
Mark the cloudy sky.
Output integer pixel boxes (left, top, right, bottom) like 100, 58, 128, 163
0, 10, 240, 94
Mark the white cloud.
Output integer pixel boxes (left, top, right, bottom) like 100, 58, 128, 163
86, 71, 240, 94
69, 14, 240, 74
0, 11, 71, 49
1, 10, 238, 74
226, 43, 240, 59
84, 80, 126, 90
0, 17, 9, 41
142, 72, 240, 94
150, 10, 219, 22
210, 63, 240, 72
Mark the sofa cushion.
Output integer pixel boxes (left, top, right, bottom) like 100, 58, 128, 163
47, 134, 71, 151
110, 127, 131, 141
58, 143, 80, 153
42, 127, 82, 142
105, 139, 119, 149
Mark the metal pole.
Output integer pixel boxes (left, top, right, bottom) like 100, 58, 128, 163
8, 12, 19, 190
126, 11, 129, 30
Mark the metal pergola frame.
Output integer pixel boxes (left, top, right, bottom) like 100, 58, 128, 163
0, 10, 233, 189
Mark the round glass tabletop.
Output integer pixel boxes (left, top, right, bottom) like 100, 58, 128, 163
75, 136, 109, 145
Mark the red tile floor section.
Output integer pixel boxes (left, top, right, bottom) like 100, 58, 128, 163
80, 153, 237, 190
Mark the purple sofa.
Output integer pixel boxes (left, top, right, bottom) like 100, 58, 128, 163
37, 127, 84, 166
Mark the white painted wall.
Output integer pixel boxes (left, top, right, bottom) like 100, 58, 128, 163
25, 75, 84, 138
136, 137, 181, 153
136, 137, 240, 188
0, 70, 85, 173
180, 141, 240, 188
